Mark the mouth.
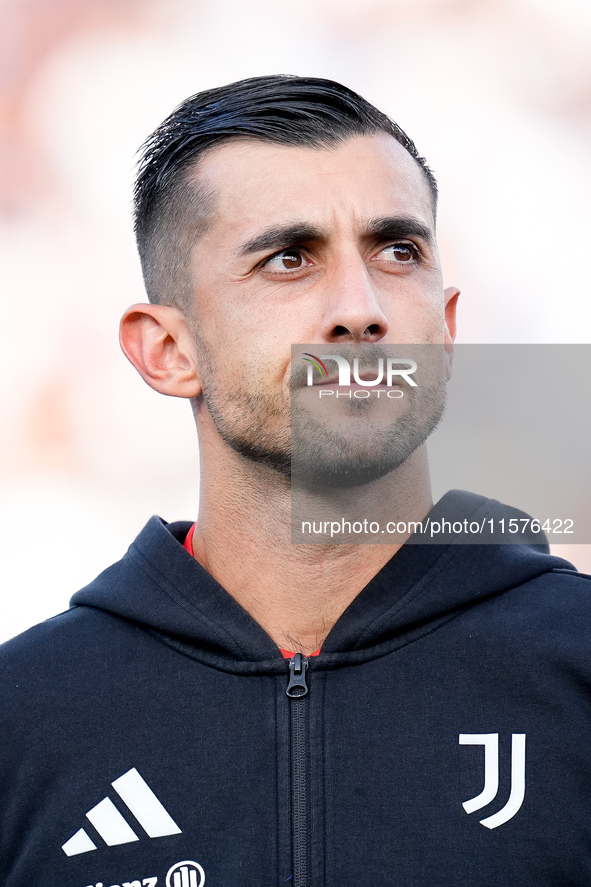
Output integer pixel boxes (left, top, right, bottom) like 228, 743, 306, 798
312, 370, 393, 387
312, 374, 338, 386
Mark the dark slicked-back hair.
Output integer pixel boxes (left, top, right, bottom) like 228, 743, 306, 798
134, 75, 437, 310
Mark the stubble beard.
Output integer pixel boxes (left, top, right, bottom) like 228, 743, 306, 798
290, 382, 446, 488
194, 334, 447, 489
193, 331, 292, 477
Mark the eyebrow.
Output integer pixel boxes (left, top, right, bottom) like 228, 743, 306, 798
237, 214, 434, 258
366, 215, 434, 245
238, 224, 325, 256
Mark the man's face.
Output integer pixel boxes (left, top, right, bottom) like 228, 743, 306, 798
185, 133, 455, 481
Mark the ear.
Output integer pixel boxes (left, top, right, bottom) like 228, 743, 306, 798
443, 286, 460, 379
444, 286, 460, 344
119, 303, 201, 398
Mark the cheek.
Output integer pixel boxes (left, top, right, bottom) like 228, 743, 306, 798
196, 278, 278, 336
194, 309, 292, 397
192, 283, 250, 346
395, 313, 446, 346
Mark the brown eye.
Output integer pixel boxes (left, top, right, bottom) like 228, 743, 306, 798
263, 249, 310, 273
379, 243, 418, 263
281, 251, 302, 269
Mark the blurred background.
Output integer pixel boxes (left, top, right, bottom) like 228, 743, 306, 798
1, 0, 590, 642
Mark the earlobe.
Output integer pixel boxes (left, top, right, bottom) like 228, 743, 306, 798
119, 303, 201, 398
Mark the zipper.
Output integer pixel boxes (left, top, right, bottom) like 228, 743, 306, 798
286, 653, 310, 887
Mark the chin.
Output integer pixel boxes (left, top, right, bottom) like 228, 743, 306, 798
290, 437, 421, 489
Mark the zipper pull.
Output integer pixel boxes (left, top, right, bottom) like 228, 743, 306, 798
286, 652, 309, 698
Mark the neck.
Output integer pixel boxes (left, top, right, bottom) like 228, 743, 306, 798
190, 430, 433, 656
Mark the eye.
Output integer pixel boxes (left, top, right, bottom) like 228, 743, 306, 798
378, 242, 419, 264
262, 249, 311, 273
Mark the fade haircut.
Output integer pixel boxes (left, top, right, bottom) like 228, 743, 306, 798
134, 75, 438, 312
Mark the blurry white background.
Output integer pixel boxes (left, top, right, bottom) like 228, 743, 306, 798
1, 0, 590, 642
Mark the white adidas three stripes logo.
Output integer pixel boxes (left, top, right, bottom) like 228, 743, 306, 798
62, 768, 181, 857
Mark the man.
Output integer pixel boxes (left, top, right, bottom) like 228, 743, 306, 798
1, 76, 590, 887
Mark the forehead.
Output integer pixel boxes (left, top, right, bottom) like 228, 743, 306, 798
193, 133, 435, 241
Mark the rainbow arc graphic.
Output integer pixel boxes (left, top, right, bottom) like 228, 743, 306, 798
302, 353, 328, 377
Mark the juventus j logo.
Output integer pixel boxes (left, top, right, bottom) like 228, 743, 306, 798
459, 733, 526, 829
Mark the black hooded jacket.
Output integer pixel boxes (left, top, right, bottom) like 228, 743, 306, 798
1, 491, 591, 887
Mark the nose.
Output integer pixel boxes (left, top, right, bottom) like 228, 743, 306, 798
319, 257, 389, 343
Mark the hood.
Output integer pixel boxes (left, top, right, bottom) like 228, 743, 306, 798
70, 491, 574, 674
